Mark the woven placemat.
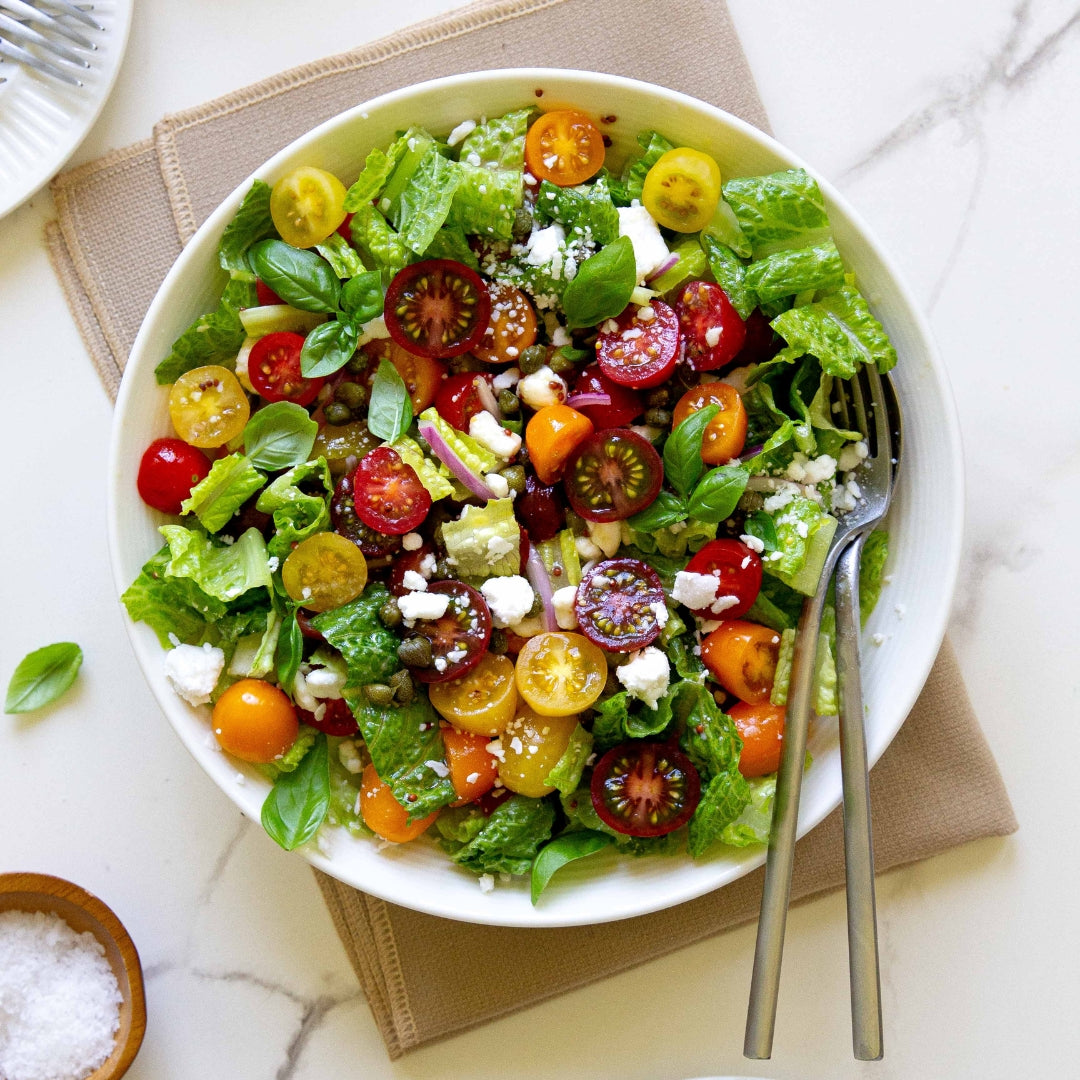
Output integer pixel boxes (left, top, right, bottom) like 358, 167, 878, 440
45, 0, 1017, 1058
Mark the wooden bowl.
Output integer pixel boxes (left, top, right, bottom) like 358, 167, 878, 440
0, 872, 146, 1079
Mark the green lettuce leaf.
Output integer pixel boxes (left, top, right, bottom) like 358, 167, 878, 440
648, 237, 709, 295
627, 518, 718, 559
421, 224, 480, 268
314, 233, 364, 278
545, 723, 594, 796
394, 144, 463, 255
744, 239, 846, 304
255, 458, 332, 560
458, 108, 532, 170
384, 436, 455, 500
418, 407, 500, 474
259, 725, 318, 782
590, 689, 675, 753
702, 198, 752, 259
344, 137, 409, 211
762, 497, 838, 594
310, 584, 401, 690
534, 175, 619, 245
159, 525, 272, 603
444, 795, 555, 876
770, 608, 838, 718
859, 529, 889, 625
349, 204, 409, 276
180, 453, 265, 533
719, 774, 776, 847
700, 233, 755, 320
721, 168, 832, 257
441, 498, 521, 579
616, 130, 675, 205
218, 181, 277, 279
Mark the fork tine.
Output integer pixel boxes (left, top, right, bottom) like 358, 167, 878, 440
849, 367, 872, 453
0, 0, 97, 47
32, 0, 102, 31
0, 35, 81, 83
0, 12, 91, 65
833, 375, 853, 432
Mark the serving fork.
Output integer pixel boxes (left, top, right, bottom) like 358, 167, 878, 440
0, 0, 100, 87
744, 362, 900, 1061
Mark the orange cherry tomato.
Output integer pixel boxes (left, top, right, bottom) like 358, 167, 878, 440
700, 621, 782, 704
472, 282, 538, 365
442, 726, 499, 806
729, 701, 787, 777
525, 404, 594, 485
356, 338, 447, 414
672, 381, 748, 464
212, 679, 298, 764
359, 764, 440, 842
525, 109, 605, 187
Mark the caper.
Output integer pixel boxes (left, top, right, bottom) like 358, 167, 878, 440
645, 387, 671, 408
644, 407, 673, 428
364, 683, 395, 706
565, 509, 586, 534
389, 668, 415, 705
499, 464, 526, 496
324, 402, 353, 426
518, 344, 547, 374
497, 389, 520, 415
345, 352, 369, 375
512, 205, 534, 241
489, 628, 508, 655
397, 635, 432, 668
548, 351, 574, 375
449, 353, 486, 375
336, 381, 368, 409
434, 557, 455, 579
378, 598, 402, 628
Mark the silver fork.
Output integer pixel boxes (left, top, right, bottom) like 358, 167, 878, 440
744, 362, 900, 1061
0, 0, 98, 86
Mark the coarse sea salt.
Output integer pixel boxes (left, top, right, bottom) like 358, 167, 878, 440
0, 909, 122, 1080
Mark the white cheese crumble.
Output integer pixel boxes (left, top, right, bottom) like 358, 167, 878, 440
478, 874, 495, 894
551, 325, 571, 347
517, 366, 567, 410
616, 647, 671, 709
338, 740, 364, 774
419, 552, 438, 578
704, 326, 722, 348
487, 535, 514, 559
575, 535, 603, 561
425, 759, 451, 778
469, 409, 522, 459
486, 472, 510, 498
650, 601, 669, 628
481, 575, 535, 628
401, 532, 423, 551
401, 570, 428, 592
398, 590, 450, 622
552, 585, 579, 630
617, 204, 670, 281
446, 118, 477, 146
492, 367, 521, 391
163, 642, 225, 706
586, 520, 622, 558
740, 533, 765, 553
524, 222, 565, 271
837, 440, 869, 472
671, 571, 720, 611
357, 314, 390, 345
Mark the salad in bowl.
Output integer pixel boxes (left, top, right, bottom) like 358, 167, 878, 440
111, 71, 958, 926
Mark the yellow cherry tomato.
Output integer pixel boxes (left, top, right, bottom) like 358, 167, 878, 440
497, 706, 579, 797
428, 653, 519, 736
168, 365, 250, 448
270, 166, 348, 248
515, 632, 606, 716
282, 532, 368, 613
212, 678, 298, 763
642, 148, 722, 233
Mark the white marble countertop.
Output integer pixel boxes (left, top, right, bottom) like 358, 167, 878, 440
2, 1, 1076, 1076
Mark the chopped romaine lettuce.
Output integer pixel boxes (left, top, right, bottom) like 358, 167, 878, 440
719, 774, 776, 847
616, 130, 675, 205
344, 136, 409, 211
384, 435, 455, 500
545, 723, 594, 796
180, 453, 265, 533
310, 584, 401, 690
159, 525, 272, 603
721, 168, 832, 258
218, 181, 277, 280
743, 240, 845, 304
441, 498, 521, 579
443, 795, 555, 876
762, 497, 838, 595
534, 174, 619, 245
394, 144, 463, 255
859, 529, 889, 625
255, 458, 332, 560
314, 233, 364, 278
349, 204, 409, 276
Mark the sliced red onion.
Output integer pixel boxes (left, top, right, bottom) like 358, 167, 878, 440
417, 419, 497, 502
738, 444, 764, 463
473, 374, 501, 419
566, 391, 612, 409
645, 253, 680, 283
524, 542, 558, 632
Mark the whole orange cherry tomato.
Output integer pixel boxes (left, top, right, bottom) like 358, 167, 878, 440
359, 764, 440, 842
212, 679, 298, 763
672, 382, 748, 464
525, 404, 594, 485
700, 621, 782, 704
442, 726, 499, 806
525, 110, 605, 187
729, 701, 786, 777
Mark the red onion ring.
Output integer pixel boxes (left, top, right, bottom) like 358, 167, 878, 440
417, 419, 498, 502
524, 542, 558, 632
644, 253, 680, 282
565, 392, 612, 409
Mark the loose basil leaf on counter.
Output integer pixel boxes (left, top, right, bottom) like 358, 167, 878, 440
244, 402, 319, 471
261, 731, 331, 851
367, 358, 413, 442
687, 465, 750, 524
561, 235, 637, 329
300, 320, 359, 378
248, 239, 341, 313
663, 404, 719, 498
626, 490, 688, 532
340, 270, 385, 325
5, 642, 83, 715
531, 830, 613, 904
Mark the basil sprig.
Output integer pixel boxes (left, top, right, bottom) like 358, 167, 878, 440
367, 358, 413, 442
243, 402, 319, 471
260, 732, 331, 850
561, 235, 637, 329
5, 643, 83, 714
531, 830, 613, 904
249, 240, 340, 313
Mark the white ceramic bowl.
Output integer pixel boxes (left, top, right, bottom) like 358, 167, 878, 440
108, 69, 963, 928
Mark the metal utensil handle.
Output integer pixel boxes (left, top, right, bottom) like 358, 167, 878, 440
744, 573, 830, 1059
835, 536, 884, 1060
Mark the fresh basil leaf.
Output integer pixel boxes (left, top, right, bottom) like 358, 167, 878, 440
300, 320, 359, 378
244, 402, 319, 471
561, 236, 638, 330
314, 233, 364, 279
260, 732, 330, 850
367, 357, 413, 442
744, 510, 778, 553
663, 404, 719, 498
531, 831, 613, 904
249, 239, 341, 313
218, 181, 277, 278
274, 607, 304, 692
626, 490, 688, 532
340, 271, 384, 324
687, 465, 750, 523
5, 642, 83, 714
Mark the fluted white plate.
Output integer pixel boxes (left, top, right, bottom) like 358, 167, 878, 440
109, 69, 964, 929
0, 0, 132, 219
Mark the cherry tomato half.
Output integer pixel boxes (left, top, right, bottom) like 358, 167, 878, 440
514, 632, 607, 716
330, 472, 404, 558
137, 438, 211, 515
700, 620, 781, 704
641, 147, 722, 233
515, 471, 566, 543
575, 558, 666, 653
255, 280, 284, 306
212, 679, 298, 764
408, 580, 492, 685
358, 338, 446, 414
525, 404, 594, 486
298, 697, 359, 737
472, 282, 537, 364
675, 281, 747, 371
270, 166, 347, 249
564, 429, 664, 522
571, 364, 644, 428
248, 331, 325, 406
442, 726, 500, 806
524, 109, 605, 187
596, 301, 681, 389
590, 741, 701, 837
729, 701, 786, 778
428, 653, 519, 736
282, 531, 368, 612
352, 447, 432, 536
384, 259, 491, 359
498, 707, 580, 797
434, 371, 495, 432
683, 539, 763, 619
169, 365, 250, 448
315, 421, 381, 478
672, 382, 748, 464
359, 764, 439, 842
387, 541, 436, 597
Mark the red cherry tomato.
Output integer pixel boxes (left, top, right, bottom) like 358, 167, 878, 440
564, 429, 664, 522
298, 697, 359, 737
574, 558, 667, 653
675, 281, 747, 371
255, 280, 284, 306
330, 473, 404, 557
406, 581, 492, 685
433, 371, 495, 432
590, 741, 701, 837
388, 542, 436, 596
570, 364, 644, 427
352, 447, 432, 536
383, 259, 491, 359
733, 307, 781, 367
729, 701, 786, 777
352, 338, 446, 414
137, 438, 212, 514
515, 471, 566, 542
596, 301, 680, 388
336, 212, 354, 241
683, 539, 763, 619
248, 331, 325, 406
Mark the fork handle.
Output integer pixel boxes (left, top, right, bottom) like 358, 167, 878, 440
744, 575, 830, 1059
835, 535, 884, 1060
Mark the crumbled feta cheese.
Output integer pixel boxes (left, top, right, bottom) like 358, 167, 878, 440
710, 594, 740, 615
163, 642, 225, 707
837, 440, 869, 472
398, 590, 450, 622
357, 314, 390, 345
552, 585, 579, 630
508, 613, 546, 638
602, 319, 620, 334
650, 601, 669, 628
306, 666, 345, 699
446, 118, 477, 146
492, 367, 521, 391
267, 555, 280, 573
434, 657, 448, 672
617, 204, 670, 281
402, 532, 423, 551
487, 535, 514, 559
338, 739, 364, 774
486, 472, 510, 498
575, 535, 603, 561
485, 738, 506, 761
469, 409, 522, 459
524, 223, 565, 272
636, 304, 656, 321
419, 552, 437, 578
551, 325, 571, 347
425, 759, 451, 778
586, 520, 622, 558
740, 533, 765, 554
481, 575, 535, 628
803, 454, 837, 484
671, 571, 720, 611
696, 618, 722, 634
517, 366, 567, 410
478, 874, 495, 894
704, 326, 722, 348
616, 647, 671, 709
402, 569, 428, 592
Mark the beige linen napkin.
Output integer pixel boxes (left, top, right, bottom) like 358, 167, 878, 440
45, 0, 1017, 1058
